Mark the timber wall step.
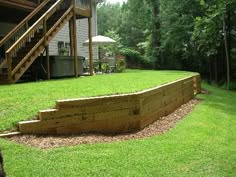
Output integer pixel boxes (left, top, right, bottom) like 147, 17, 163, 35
18, 74, 201, 135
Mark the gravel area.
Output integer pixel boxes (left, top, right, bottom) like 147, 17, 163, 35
9, 99, 200, 149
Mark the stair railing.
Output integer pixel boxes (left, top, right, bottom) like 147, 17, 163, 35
0, 0, 51, 71
6, 0, 74, 81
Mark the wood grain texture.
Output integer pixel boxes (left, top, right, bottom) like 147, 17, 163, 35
19, 74, 201, 135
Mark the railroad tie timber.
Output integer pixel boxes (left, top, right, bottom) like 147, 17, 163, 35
18, 74, 201, 135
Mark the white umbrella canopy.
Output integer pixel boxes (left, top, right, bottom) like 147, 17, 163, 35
83, 35, 116, 46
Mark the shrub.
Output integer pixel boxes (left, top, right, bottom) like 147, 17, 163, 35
101, 63, 109, 73
121, 48, 153, 69
116, 59, 126, 73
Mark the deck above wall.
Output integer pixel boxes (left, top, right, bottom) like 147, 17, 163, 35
74, 0, 92, 18
0, 0, 37, 23
18, 74, 201, 135
0, 0, 37, 11
75, 6, 91, 18
0, 0, 95, 84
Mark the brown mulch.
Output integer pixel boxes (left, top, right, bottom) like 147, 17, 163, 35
9, 99, 200, 149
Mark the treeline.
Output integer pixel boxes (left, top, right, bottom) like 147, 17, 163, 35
97, 0, 236, 89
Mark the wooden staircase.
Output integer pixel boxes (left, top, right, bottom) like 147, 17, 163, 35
0, 0, 82, 84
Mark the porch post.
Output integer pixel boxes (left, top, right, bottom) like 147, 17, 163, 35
88, 17, 93, 76
6, 53, 13, 84
46, 45, 50, 80
69, 19, 75, 57
71, 1, 78, 77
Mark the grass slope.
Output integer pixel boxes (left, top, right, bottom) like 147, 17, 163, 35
0, 84, 235, 176
0, 70, 192, 131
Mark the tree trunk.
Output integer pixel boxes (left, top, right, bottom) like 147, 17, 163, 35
150, 0, 161, 67
209, 59, 212, 84
0, 149, 6, 177
214, 57, 218, 83
227, 4, 232, 74
223, 15, 231, 90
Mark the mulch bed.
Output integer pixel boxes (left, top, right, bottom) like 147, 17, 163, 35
9, 99, 200, 149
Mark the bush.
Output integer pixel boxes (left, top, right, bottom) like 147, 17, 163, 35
116, 59, 126, 73
101, 63, 109, 73
121, 48, 153, 69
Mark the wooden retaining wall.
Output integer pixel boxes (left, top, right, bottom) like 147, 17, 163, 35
19, 74, 201, 135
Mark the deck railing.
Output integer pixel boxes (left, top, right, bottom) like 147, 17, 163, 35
0, 0, 51, 70
6, 0, 73, 81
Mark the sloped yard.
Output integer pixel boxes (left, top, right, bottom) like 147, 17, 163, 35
0, 70, 193, 131
0, 70, 235, 176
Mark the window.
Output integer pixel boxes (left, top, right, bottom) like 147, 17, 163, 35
58, 41, 70, 56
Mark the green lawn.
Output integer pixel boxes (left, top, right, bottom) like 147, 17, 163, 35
0, 70, 193, 131
0, 81, 235, 176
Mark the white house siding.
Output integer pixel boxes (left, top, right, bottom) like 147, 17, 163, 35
49, 2, 98, 59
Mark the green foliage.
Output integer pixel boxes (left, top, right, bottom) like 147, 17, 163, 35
100, 63, 109, 73
121, 48, 142, 64
101, 30, 123, 56
58, 47, 69, 56
118, 0, 152, 48
192, 0, 225, 57
160, 0, 201, 68
98, 0, 152, 52
97, 2, 123, 35
191, 0, 235, 58
0, 70, 192, 131
97, 0, 236, 84
1, 83, 236, 176
121, 48, 153, 69
115, 59, 126, 73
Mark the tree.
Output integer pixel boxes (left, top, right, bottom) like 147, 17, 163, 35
160, 0, 201, 69
192, 0, 235, 89
118, 0, 151, 49
145, 0, 161, 67
97, 2, 122, 35
97, 0, 236, 89
101, 30, 123, 56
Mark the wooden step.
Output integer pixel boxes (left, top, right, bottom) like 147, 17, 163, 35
28, 0, 58, 26
9, 7, 72, 83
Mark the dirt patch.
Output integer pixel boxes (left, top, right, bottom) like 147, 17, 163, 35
9, 99, 200, 149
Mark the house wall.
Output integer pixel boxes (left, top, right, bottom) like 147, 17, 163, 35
48, 1, 98, 59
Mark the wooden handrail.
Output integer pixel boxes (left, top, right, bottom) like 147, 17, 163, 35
4, 0, 94, 82
46, 6, 74, 37
0, 0, 51, 49
6, 0, 64, 55
11, 5, 74, 76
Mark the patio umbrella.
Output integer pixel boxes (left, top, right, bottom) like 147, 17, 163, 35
83, 35, 116, 46
83, 35, 116, 72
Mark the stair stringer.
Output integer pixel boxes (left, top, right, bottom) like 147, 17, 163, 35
12, 7, 74, 83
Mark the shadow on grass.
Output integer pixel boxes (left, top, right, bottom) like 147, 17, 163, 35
199, 84, 236, 118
